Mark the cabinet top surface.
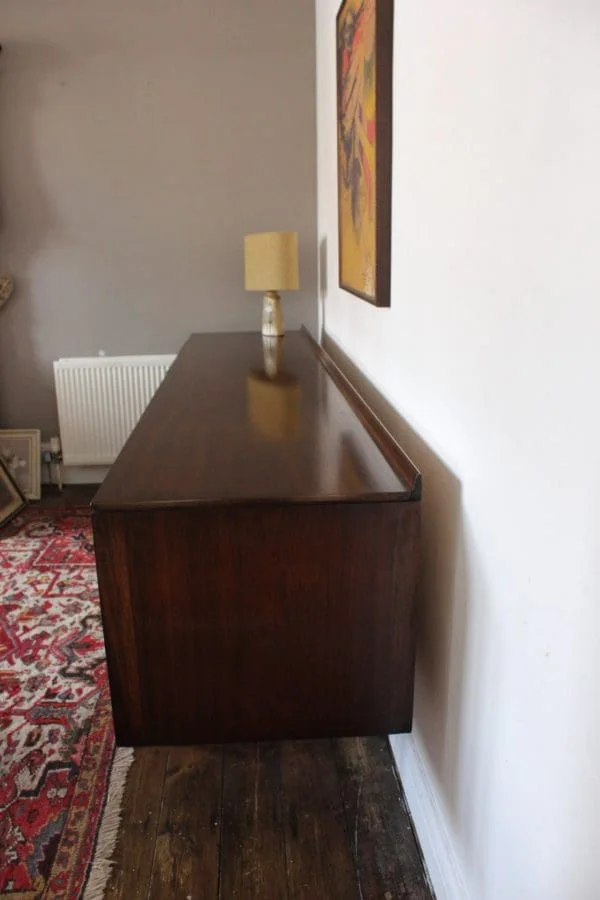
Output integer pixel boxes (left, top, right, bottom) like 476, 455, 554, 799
93, 331, 418, 509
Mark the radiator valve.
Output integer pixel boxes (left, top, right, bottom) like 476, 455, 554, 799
42, 437, 63, 491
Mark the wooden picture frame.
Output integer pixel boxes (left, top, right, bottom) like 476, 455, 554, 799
0, 458, 27, 528
337, 0, 393, 307
0, 429, 41, 500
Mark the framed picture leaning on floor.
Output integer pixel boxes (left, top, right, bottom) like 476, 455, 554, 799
0, 429, 41, 500
0, 458, 27, 528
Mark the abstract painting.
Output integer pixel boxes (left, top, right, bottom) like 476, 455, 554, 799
337, 0, 393, 306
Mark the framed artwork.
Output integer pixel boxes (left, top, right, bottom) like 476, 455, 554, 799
0, 459, 27, 528
337, 0, 393, 307
0, 429, 41, 500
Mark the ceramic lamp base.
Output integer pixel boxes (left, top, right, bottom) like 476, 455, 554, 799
262, 291, 284, 337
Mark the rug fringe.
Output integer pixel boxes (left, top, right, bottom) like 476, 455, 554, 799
83, 746, 135, 900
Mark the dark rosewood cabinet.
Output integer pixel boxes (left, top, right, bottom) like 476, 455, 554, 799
92, 330, 422, 746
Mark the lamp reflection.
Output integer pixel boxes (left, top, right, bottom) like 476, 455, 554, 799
246, 338, 301, 441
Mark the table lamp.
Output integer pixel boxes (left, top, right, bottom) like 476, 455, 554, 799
244, 231, 299, 337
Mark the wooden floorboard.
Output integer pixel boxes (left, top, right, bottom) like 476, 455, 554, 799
38, 483, 98, 508
147, 746, 223, 900
279, 740, 360, 900
335, 736, 433, 899
105, 747, 169, 899
219, 743, 289, 900
102, 738, 434, 900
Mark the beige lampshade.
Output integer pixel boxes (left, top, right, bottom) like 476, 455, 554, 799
244, 232, 300, 292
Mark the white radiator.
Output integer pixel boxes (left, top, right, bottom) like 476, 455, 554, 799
54, 355, 175, 466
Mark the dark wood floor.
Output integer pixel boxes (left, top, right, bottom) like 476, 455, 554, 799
36, 482, 98, 508
104, 737, 433, 900
37, 488, 433, 898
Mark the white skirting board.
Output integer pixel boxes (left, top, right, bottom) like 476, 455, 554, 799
42, 466, 109, 486
390, 733, 470, 900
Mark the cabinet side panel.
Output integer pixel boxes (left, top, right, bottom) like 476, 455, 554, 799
92, 511, 145, 744
94, 502, 420, 745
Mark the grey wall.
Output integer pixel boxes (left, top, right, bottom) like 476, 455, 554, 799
0, 0, 317, 437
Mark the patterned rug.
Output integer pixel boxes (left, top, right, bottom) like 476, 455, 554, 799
0, 508, 132, 898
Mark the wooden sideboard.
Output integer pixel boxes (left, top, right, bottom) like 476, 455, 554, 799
92, 330, 422, 746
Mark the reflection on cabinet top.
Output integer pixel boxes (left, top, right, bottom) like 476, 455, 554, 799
92, 329, 421, 510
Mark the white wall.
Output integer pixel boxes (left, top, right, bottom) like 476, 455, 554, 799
0, 0, 317, 436
317, 1, 600, 898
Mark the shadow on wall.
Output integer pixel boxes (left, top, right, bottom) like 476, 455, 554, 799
0, 41, 63, 433
322, 331, 496, 863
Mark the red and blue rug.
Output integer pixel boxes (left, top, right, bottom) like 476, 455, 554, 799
0, 508, 132, 898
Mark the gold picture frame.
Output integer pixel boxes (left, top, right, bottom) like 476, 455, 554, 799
0, 429, 42, 500
0, 458, 27, 528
